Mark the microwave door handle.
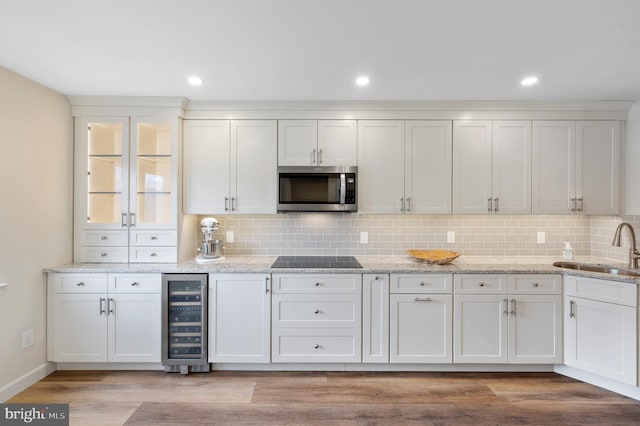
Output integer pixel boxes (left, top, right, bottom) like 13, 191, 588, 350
340, 173, 346, 205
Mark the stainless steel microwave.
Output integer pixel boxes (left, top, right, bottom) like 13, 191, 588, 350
277, 166, 357, 212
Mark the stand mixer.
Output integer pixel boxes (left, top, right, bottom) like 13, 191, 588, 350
195, 217, 225, 264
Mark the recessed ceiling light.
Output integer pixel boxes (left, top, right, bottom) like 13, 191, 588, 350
188, 76, 203, 86
521, 76, 539, 86
355, 76, 370, 86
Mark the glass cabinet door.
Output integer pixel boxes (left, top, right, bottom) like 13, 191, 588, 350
78, 117, 130, 228
130, 118, 176, 229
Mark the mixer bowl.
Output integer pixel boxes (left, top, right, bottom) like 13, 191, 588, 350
198, 240, 224, 258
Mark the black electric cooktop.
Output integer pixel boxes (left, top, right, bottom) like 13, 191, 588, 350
271, 256, 362, 269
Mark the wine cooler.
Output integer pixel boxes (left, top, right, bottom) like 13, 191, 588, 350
161, 274, 209, 373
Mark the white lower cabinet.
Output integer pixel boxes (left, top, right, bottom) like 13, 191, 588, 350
48, 273, 161, 363
389, 274, 453, 363
454, 274, 562, 364
271, 274, 362, 362
208, 273, 271, 363
362, 274, 390, 363
564, 275, 637, 386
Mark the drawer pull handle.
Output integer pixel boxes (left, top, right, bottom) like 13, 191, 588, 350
100, 252, 107, 257
414, 297, 432, 302
532, 282, 539, 287
150, 253, 157, 257
100, 236, 108, 240
314, 309, 320, 314
419, 282, 425, 286
478, 282, 485, 287
315, 282, 320, 287
131, 282, 140, 286
150, 236, 158, 240
374, 276, 379, 281
314, 344, 320, 349
76, 282, 85, 287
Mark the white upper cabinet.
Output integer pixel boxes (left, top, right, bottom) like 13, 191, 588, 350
278, 120, 357, 166
183, 120, 277, 214
357, 121, 405, 213
453, 120, 531, 214
532, 120, 619, 214
358, 120, 452, 214
74, 116, 179, 263
405, 121, 452, 214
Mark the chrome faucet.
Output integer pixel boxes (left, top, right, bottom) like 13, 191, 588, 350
611, 222, 640, 269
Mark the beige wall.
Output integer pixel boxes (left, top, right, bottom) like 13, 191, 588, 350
0, 66, 72, 398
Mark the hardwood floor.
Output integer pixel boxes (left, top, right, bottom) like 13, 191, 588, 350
8, 371, 640, 425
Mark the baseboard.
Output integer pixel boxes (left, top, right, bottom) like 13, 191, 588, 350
210, 363, 556, 372
555, 365, 640, 401
55, 363, 163, 371
0, 362, 56, 402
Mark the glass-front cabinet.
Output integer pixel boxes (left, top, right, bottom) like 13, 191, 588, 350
74, 116, 178, 263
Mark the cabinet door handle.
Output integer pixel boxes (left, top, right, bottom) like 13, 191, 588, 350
569, 300, 576, 318
406, 197, 411, 212
231, 197, 236, 212
130, 213, 136, 227
510, 299, 516, 316
312, 149, 317, 165
502, 298, 509, 315
494, 197, 499, 212
122, 212, 127, 227
108, 298, 114, 315
99, 298, 106, 315
570, 197, 576, 212
318, 148, 323, 164
414, 297, 432, 302
400, 197, 405, 213
488, 197, 493, 212
225, 197, 229, 212
265, 277, 270, 294
374, 276, 380, 281
577, 197, 583, 212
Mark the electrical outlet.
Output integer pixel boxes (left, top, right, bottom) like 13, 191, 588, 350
360, 231, 368, 244
447, 231, 455, 243
22, 329, 34, 349
226, 231, 234, 243
537, 231, 546, 244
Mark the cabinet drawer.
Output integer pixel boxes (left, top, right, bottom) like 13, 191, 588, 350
272, 274, 361, 293
108, 273, 161, 293
272, 294, 360, 328
508, 274, 561, 294
130, 230, 177, 246
391, 274, 452, 293
52, 273, 108, 293
564, 275, 637, 307
77, 247, 128, 263
80, 230, 128, 246
129, 247, 177, 263
272, 328, 361, 362
454, 274, 507, 294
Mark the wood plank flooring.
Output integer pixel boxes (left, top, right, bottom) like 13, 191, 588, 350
8, 371, 640, 425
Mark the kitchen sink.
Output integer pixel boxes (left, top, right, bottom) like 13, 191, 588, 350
552, 261, 640, 277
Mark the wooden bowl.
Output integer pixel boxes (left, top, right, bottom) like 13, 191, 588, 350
406, 249, 461, 265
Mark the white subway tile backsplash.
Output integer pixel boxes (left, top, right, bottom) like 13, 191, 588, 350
199, 213, 637, 261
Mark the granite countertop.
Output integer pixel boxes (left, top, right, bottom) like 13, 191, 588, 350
43, 255, 640, 284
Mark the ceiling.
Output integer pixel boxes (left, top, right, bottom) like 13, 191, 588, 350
1, 0, 639, 102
